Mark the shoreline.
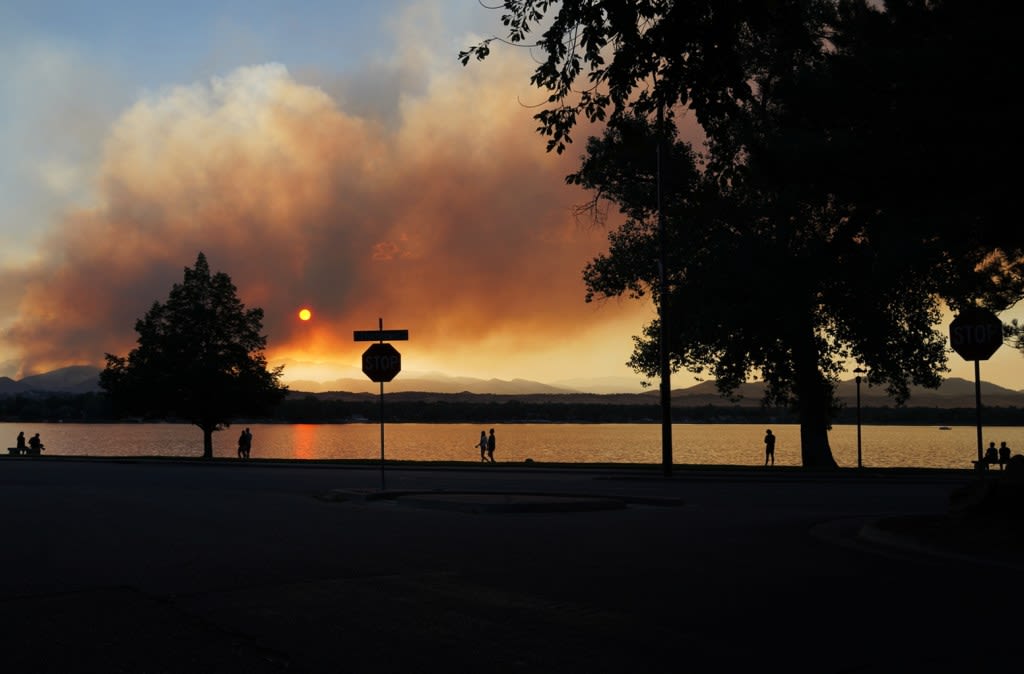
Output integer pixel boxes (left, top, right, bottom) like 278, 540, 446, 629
1, 452, 980, 478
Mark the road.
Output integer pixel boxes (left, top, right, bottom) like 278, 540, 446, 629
0, 458, 1015, 673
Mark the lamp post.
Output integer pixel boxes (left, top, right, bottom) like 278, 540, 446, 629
854, 367, 867, 468
655, 100, 672, 477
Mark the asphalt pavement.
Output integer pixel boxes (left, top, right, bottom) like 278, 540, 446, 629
0, 457, 1018, 673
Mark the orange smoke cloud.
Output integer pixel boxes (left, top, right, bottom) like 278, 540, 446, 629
0, 59, 653, 381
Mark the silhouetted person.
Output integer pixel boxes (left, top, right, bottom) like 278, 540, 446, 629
984, 442, 998, 468
764, 429, 776, 466
476, 430, 488, 462
16, 431, 26, 455
486, 428, 496, 463
238, 429, 247, 459
28, 433, 43, 455
242, 428, 253, 459
998, 442, 1011, 470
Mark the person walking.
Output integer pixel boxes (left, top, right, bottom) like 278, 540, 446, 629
486, 428, 496, 463
763, 429, 776, 466
238, 428, 247, 459
476, 430, 488, 462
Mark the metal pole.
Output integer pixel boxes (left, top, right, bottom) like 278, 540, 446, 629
856, 375, 862, 468
378, 317, 386, 491
974, 359, 983, 465
656, 102, 672, 477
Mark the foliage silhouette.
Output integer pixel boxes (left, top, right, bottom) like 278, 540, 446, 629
100, 253, 288, 458
464, 0, 1023, 467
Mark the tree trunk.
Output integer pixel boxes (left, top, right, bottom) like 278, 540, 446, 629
792, 317, 839, 469
200, 424, 214, 459
797, 392, 838, 468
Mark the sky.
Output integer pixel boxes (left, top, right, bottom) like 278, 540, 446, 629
1, 0, 1022, 394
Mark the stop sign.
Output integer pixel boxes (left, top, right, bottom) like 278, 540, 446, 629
949, 307, 1004, 361
362, 342, 402, 382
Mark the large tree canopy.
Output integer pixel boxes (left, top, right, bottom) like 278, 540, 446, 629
574, 115, 951, 466
100, 253, 288, 458
465, 0, 1023, 467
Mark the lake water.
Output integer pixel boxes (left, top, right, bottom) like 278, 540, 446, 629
4, 421, 1022, 469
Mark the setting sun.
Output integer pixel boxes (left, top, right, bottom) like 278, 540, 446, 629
298, 308, 312, 321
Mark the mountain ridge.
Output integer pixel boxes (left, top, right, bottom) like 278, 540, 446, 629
3, 365, 1022, 407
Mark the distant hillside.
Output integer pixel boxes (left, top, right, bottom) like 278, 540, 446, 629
19, 365, 104, 393
678, 378, 1024, 409
0, 376, 31, 395
1, 366, 104, 394
297, 377, 1024, 410
289, 375, 578, 395
1, 365, 1022, 409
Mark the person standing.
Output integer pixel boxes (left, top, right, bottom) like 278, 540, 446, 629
243, 428, 253, 459
238, 428, 247, 459
476, 430, 488, 462
16, 431, 26, 455
763, 429, 776, 466
486, 428, 496, 463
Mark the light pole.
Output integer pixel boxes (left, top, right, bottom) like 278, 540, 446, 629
854, 367, 867, 468
656, 100, 672, 477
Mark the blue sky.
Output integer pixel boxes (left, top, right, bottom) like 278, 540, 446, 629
0, 1, 479, 258
4, 2, 403, 81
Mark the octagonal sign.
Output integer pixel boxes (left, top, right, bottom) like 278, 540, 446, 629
362, 342, 402, 382
949, 307, 1003, 361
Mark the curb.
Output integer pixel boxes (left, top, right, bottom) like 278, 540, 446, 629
858, 521, 1024, 571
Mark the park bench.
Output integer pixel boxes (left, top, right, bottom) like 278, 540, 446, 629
6, 446, 43, 456
971, 458, 1005, 472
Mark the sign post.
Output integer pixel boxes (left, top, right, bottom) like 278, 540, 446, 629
355, 319, 409, 489
949, 307, 1004, 465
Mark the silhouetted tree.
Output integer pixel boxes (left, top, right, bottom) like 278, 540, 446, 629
1007, 320, 1024, 356
100, 253, 288, 458
574, 114, 952, 467
463, 1, 1023, 467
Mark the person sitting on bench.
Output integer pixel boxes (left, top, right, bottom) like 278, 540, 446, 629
998, 441, 1012, 470
984, 442, 999, 468
27, 433, 44, 455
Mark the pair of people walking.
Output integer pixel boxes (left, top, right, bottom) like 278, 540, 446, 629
476, 428, 496, 463
237, 427, 253, 459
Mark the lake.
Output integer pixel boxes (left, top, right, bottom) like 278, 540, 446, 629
4, 421, 1022, 469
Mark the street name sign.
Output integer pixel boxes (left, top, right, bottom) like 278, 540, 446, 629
354, 329, 409, 342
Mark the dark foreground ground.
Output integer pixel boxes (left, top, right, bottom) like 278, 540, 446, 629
0, 457, 1020, 673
